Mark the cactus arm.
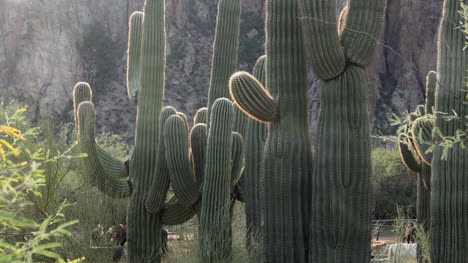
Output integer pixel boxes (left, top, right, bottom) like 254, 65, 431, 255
73, 82, 93, 122
411, 117, 434, 166
126, 11, 144, 104
194, 108, 208, 125
425, 71, 436, 114
199, 98, 234, 262
73, 82, 129, 179
229, 71, 279, 123
340, 0, 387, 67
145, 106, 177, 214
231, 132, 244, 184
95, 145, 129, 178
164, 115, 199, 208
206, 0, 241, 122
161, 197, 197, 225
397, 134, 422, 173
297, 0, 346, 80
77, 102, 132, 198
190, 124, 207, 189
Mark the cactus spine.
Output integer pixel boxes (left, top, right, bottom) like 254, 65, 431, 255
298, 0, 386, 261
230, 0, 312, 261
430, 0, 468, 261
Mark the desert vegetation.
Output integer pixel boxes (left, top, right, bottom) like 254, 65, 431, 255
1, 0, 467, 263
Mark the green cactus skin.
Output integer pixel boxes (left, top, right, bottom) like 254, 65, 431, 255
398, 133, 422, 173
190, 124, 208, 189
431, 0, 468, 261
230, 0, 312, 261
229, 71, 279, 123
194, 107, 208, 125
206, 0, 241, 124
145, 106, 177, 214
199, 98, 235, 263
297, 0, 386, 262
126, 11, 143, 104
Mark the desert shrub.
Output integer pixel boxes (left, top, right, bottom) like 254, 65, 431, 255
0, 103, 81, 263
372, 148, 416, 219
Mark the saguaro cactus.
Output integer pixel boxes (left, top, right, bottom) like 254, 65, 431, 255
75, 1, 176, 260
243, 55, 267, 248
430, 0, 468, 261
398, 72, 436, 240
230, 0, 312, 261
298, 0, 386, 262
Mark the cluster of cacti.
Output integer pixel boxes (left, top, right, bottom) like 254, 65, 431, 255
299, 0, 386, 261
429, 0, 468, 261
73, 0, 244, 262
230, 0, 387, 261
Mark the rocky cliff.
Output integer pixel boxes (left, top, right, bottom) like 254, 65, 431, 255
0, 0, 444, 140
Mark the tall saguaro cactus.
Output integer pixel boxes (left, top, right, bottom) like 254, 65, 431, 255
230, 0, 312, 261
73, 0, 242, 261
430, 0, 468, 261
298, 0, 386, 262
74, 1, 193, 261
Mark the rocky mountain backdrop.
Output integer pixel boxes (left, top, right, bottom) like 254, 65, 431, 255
0, 0, 443, 142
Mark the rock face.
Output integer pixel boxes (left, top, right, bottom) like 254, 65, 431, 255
0, 0, 444, 139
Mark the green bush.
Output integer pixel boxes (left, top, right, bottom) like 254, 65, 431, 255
372, 148, 416, 219
0, 103, 81, 263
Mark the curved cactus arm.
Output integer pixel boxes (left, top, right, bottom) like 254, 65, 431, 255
194, 108, 208, 125
164, 115, 199, 208
95, 145, 129, 178
412, 117, 434, 166
145, 106, 178, 214
397, 133, 422, 173
229, 71, 279, 123
231, 132, 244, 184
73, 82, 129, 179
297, 0, 346, 80
190, 123, 207, 189
126, 11, 144, 104
206, 0, 242, 123
340, 0, 387, 67
161, 197, 197, 225
77, 102, 132, 198
425, 71, 436, 114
